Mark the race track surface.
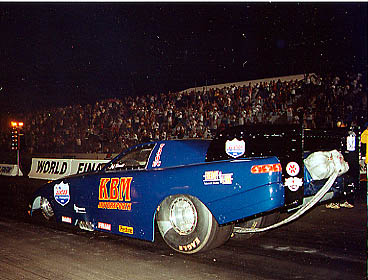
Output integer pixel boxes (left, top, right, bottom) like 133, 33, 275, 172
0, 177, 366, 279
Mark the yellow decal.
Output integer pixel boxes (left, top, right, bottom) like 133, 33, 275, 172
203, 170, 233, 185
110, 178, 120, 200
98, 202, 132, 210
178, 237, 201, 251
251, 221, 258, 230
204, 170, 220, 181
119, 177, 132, 201
99, 178, 110, 200
98, 177, 132, 210
119, 225, 134, 235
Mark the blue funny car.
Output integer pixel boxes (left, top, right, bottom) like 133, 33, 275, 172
29, 125, 357, 254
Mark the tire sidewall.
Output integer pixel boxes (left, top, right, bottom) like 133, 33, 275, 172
157, 195, 216, 254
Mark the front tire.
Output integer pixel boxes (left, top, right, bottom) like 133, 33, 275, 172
156, 195, 232, 254
40, 197, 54, 220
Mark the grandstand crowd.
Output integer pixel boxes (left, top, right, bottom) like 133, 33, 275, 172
1, 72, 367, 154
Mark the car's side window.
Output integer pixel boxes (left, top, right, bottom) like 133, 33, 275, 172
106, 145, 154, 171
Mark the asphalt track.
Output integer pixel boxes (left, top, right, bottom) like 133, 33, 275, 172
0, 177, 366, 279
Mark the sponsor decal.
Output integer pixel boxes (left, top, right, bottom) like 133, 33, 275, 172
74, 204, 86, 214
97, 222, 111, 231
346, 133, 356, 152
99, 177, 132, 201
119, 225, 134, 235
250, 220, 258, 230
251, 163, 282, 174
178, 237, 201, 251
152, 143, 165, 167
286, 162, 300, 177
54, 181, 70, 206
225, 138, 245, 158
284, 177, 303, 192
98, 202, 132, 210
98, 177, 132, 211
61, 216, 72, 224
203, 170, 233, 185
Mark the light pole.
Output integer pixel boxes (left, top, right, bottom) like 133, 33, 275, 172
11, 121, 24, 176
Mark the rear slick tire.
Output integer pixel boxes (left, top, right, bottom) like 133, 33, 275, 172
156, 194, 232, 254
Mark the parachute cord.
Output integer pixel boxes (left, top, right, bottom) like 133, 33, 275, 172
235, 170, 339, 233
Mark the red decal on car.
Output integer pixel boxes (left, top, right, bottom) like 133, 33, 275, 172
152, 144, 165, 167
251, 163, 282, 174
98, 222, 111, 231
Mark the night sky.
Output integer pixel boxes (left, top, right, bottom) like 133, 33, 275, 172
0, 2, 367, 115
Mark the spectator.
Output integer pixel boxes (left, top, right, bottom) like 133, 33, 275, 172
0, 72, 365, 155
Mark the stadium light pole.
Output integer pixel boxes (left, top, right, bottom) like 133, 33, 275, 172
11, 121, 24, 176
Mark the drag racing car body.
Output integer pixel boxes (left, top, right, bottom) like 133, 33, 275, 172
29, 125, 357, 254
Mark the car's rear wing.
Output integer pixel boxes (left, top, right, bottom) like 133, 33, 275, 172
206, 125, 360, 208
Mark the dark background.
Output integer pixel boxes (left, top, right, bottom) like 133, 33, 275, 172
0, 3, 367, 115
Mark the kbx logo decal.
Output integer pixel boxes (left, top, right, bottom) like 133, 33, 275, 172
54, 181, 70, 206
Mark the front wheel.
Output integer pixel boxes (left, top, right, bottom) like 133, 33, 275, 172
156, 195, 232, 254
40, 197, 55, 220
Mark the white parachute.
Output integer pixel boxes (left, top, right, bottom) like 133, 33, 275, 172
304, 149, 349, 180
235, 150, 349, 234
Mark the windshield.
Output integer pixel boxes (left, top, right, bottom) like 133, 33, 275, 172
105, 144, 154, 171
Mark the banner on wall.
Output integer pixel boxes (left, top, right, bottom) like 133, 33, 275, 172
28, 158, 110, 180
0, 164, 23, 176
71, 159, 110, 175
